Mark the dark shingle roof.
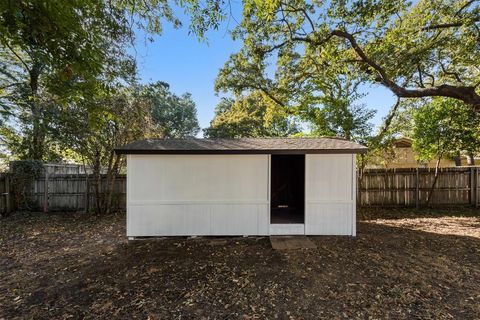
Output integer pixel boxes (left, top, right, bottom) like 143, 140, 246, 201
115, 138, 367, 154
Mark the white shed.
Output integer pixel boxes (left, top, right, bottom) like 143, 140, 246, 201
115, 138, 367, 238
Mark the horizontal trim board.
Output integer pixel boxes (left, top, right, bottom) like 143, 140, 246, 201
115, 149, 367, 155
306, 200, 354, 204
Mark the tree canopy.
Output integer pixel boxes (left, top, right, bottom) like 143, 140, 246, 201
204, 91, 300, 138
216, 0, 480, 114
0, 0, 135, 158
295, 78, 375, 142
412, 98, 480, 163
0, 0, 223, 160
3, 0, 480, 168
141, 82, 200, 138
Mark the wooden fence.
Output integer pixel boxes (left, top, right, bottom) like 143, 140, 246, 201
0, 174, 12, 215
1, 167, 479, 214
358, 167, 480, 207
0, 173, 126, 214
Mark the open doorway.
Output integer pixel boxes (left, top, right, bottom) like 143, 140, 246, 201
270, 154, 305, 224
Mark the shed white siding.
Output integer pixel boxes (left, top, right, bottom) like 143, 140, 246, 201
305, 154, 356, 235
127, 154, 270, 236
127, 153, 357, 237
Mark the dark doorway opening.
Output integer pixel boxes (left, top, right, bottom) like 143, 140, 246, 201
270, 155, 305, 224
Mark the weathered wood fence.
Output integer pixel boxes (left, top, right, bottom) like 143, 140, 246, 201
358, 167, 480, 207
0, 173, 126, 215
1, 167, 480, 214
0, 173, 11, 215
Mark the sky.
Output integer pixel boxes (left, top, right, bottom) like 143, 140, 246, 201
131, 4, 397, 134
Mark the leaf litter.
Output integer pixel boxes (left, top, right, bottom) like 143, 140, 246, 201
0, 210, 479, 319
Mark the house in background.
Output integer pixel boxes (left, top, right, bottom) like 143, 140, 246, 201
115, 138, 367, 238
367, 137, 477, 169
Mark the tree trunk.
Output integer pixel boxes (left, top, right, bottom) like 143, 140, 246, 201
102, 150, 115, 214
27, 63, 46, 160
105, 153, 121, 214
93, 151, 103, 214
426, 157, 442, 205
454, 152, 462, 166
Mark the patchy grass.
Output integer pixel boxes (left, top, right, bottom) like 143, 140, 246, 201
1, 210, 479, 319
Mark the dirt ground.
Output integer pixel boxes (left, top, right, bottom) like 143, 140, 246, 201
1, 209, 479, 319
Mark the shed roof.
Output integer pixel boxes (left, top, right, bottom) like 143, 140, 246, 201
115, 137, 367, 155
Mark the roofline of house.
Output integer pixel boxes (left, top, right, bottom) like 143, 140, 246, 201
114, 148, 368, 155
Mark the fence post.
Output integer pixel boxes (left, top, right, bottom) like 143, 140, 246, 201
476, 167, 479, 208
5, 174, 11, 213
357, 171, 361, 207
470, 167, 475, 206
43, 169, 49, 213
75, 166, 79, 211
415, 167, 419, 208
84, 173, 89, 213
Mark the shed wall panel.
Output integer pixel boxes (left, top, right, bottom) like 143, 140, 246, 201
128, 155, 268, 202
305, 203, 353, 235
305, 154, 356, 235
127, 155, 269, 236
306, 154, 352, 201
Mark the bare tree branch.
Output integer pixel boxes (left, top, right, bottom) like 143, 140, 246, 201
2, 41, 30, 72
328, 29, 480, 109
372, 97, 401, 144
417, 65, 425, 88
455, 0, 478, 16
422, 16, 480, 31
0, 82, 24, 91
439, 60, 463, 83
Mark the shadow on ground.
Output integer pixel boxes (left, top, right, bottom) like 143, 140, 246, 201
1, 212, 479, 319
359, 206, 480, 220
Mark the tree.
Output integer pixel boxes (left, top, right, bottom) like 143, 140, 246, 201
0, 0, 224, 160
412, 98, 480, 203
297, 78, 375, 143
0, 0, 138, 159
53, 81, 201, 213
52, 87, 150, 213
140, 82, 200, 138
204, 91, 300, 138
413, 98, 480, 164
216, 0, 480, 116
